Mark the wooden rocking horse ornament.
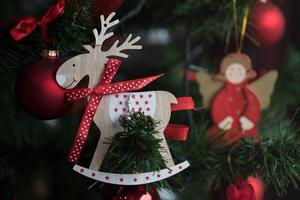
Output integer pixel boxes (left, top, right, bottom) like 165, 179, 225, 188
56, 12, 192, 185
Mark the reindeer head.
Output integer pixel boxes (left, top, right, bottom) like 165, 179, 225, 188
56, 12, 142, 89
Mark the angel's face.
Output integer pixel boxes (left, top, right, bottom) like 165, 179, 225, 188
225, 63, 247, 84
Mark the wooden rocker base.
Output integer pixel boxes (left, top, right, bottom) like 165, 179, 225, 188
73, 161, 190, 185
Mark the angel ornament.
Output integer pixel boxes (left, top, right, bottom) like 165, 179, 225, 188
196, 53, 278, 143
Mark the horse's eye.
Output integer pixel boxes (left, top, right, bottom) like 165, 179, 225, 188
72, 64, 76, 67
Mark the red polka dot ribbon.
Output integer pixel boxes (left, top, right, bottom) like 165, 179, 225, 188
66, 59, 163, 163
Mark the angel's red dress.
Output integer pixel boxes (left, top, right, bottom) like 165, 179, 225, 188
210, 81, 261, 143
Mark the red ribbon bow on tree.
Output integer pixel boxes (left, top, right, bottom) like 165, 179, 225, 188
66, 59, 163, 163
10, 0, 65, 41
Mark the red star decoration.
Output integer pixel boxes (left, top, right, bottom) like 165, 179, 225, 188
146, 176, 149, 180
105, 176, 110, 180
80, 168, 84, 173
145, 101, 149, 105
114, 108, 118, 112
120, 178, 123, 182
135, 101, 139, 105
140, 95, 144, 98
179, 166, 182, 169
133, 178, 137, 182
92, 173, 96, 177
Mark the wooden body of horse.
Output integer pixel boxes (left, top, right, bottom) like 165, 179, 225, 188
90, 90, 177, 170
54, 13, 181, 172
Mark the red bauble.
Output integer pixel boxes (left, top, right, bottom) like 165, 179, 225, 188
16, 55, 73, 120
226, 179, 255, 200
215, 177, 264, 200
100, 184, 160, 200
92, 0, 124, 16
247, 176, 264, 200
250, 2, 285, 45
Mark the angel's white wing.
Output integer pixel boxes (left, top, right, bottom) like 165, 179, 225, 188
195, 71, 223, 108
249, 70, 278, 110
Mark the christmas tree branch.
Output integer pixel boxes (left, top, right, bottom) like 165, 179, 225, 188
173, 106, 300, 197
50, 0, 95, 55
100, 112, 166, 174
0, 0, 97, 78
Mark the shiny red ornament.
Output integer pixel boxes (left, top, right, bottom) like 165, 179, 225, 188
250, 2, 285, 45
16, 54, 73, 120
100, 184, 160, 200
226, 179, 255, 200
248, 176, 264, 200
92, 0, 124, 17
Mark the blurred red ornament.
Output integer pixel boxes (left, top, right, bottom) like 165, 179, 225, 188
92, 0, 124, 17
100, 184, 160, 200
247, 176, 264, 200
16, 51, 73, 120
250, 1, 285, 45
226, 179, 255, 200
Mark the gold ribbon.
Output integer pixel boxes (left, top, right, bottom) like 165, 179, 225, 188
238, 4, 250, 53
232, 0, 239, 51
232, 0, 250, 53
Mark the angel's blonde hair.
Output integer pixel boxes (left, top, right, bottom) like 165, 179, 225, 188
214, 52, 257, 82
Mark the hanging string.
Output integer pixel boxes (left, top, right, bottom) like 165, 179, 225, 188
227, 143, 239, 179
232, 0, 239, 51
232, 0, 250, 53
238, 4, 250, 53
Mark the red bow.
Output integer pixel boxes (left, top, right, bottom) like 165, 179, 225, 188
66, 59, 163, 163
164, 124, 190, 141
10, 0, 65, 41
226, 179, 255, 200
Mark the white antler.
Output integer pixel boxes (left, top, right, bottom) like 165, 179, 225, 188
94, 12, 119, 46
104, 34, 142, 58
93, 12, 142, 58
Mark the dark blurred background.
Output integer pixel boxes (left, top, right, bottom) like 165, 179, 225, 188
1, 0, 300, 199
